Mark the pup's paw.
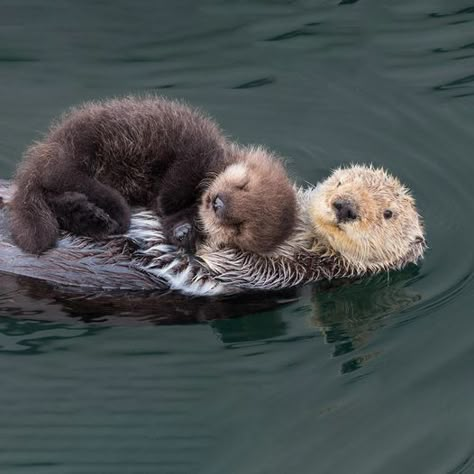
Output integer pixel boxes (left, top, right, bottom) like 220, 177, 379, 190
51, 192, 119, 239
83, 204, 119, 236
174, 223, 192, 242
166, 221, 197, 252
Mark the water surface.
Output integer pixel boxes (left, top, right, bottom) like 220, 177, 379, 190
0, 1, 473, 472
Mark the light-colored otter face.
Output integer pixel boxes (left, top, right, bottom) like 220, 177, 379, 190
199, 146, 297, 255
309, 165, 426, 271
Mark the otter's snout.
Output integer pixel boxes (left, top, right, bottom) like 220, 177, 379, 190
332, 199, 358, 223
212, 194, 226, 218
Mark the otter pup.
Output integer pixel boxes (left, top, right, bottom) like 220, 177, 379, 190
9, 96, 297, 255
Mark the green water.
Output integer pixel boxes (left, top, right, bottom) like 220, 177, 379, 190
1, 1, 474, 472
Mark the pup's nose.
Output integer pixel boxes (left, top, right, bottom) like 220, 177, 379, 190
212, 194, 226, 216
332, 199, 358, 223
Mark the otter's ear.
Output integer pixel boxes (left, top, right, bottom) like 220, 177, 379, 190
412, 235, 427, 254
407, 235, 427, 263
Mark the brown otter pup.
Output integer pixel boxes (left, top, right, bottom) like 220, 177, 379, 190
198, 144, 298, 254
9, 96, 297, 255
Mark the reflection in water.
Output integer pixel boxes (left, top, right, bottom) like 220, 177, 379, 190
0, 317, 93, 354
310, 268, 422, 373
0, 266, 426, 373
211, 311, 288, 344
0, 267, 424, 360
0, 273, 298, 326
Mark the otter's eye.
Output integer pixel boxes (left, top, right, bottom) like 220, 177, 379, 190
237, 180, 250, 191
383, 209, 393, 219
337, 181, 342, 187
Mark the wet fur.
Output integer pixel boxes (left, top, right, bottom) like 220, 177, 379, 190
10, 96, 296, 254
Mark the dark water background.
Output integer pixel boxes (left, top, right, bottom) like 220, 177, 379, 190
1, 0, 473, 472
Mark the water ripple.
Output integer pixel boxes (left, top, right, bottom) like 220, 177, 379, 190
447, 450, 474, 474
233, 77, 275, 89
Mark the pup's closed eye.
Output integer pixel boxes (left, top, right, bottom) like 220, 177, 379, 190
236, 180, 250, 191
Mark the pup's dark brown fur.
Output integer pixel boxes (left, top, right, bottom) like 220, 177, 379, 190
10, 96, 297, 255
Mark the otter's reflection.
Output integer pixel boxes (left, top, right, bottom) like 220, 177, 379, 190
310, 267, 422, 373
0, 273, 298, 326
0, 266, 422, 359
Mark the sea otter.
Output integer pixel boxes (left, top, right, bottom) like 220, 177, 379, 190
0, 166, 426, 296
9, 96, 297, 255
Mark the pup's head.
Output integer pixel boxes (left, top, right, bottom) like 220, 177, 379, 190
199, 146, 297, 254
309, 165, 426, 271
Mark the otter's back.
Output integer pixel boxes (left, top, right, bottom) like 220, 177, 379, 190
49, 97, 227, 204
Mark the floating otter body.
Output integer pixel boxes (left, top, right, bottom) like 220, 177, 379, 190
0, 166, 426, 296
9, 96, 296, 255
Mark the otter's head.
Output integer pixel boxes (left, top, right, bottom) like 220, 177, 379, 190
309, 165, 426, 272
199, 146, 297, 255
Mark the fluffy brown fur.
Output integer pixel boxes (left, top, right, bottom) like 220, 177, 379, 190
9, 96, 297, 255
199, 145, 297, 255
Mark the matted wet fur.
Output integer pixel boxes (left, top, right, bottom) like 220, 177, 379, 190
9, 96, 297, 255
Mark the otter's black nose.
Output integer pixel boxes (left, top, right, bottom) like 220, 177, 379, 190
333, 199, 358, 223
212, 194, 225, 216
